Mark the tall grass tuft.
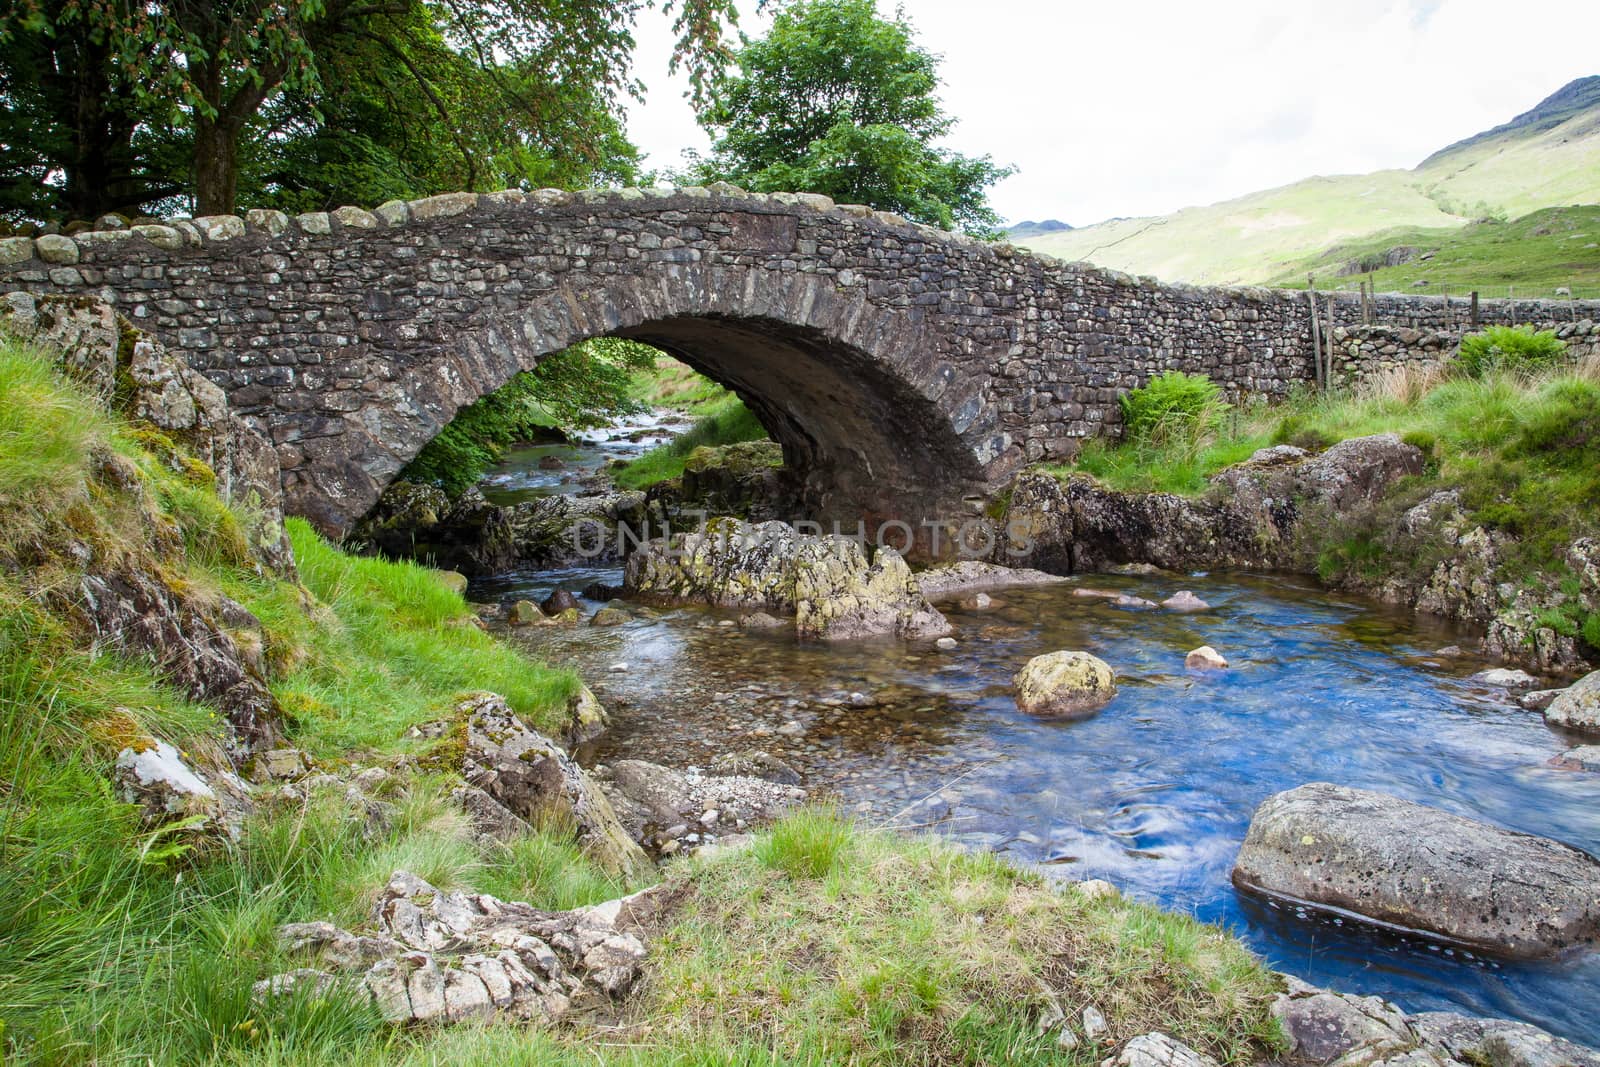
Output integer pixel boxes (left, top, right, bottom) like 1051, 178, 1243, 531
753, 806, 854, 879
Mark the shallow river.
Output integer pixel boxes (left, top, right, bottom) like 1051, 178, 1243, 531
469, 434, 1600, 1048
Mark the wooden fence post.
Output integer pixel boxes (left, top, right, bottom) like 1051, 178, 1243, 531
1326, 293, 1337, 389
1307, 276, 1324, 392
1469, 291, 1479, 328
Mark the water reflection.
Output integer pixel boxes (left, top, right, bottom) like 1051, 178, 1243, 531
472, 562, 1600, 1046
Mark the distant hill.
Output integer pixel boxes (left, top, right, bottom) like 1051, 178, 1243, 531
1017, 77, 1600, 288
1005, 219, 1072, 240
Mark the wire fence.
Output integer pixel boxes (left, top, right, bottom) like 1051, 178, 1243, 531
1324, 282, 1600, 301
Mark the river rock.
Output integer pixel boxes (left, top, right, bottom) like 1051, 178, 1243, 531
1185, 646, 1228, 669
708, 750, 802, 786
738, 611, 788, 630
542, 589, 581, 616
624, 519, 950, 641
1471, 667, 1539, 689
914, 559, 1068, 599
589, 606, 630, 627
604, 759, 804, 844
1162, 591, 1210, 612
1519, 688, 1565, 712
507, 600, 544, 626
435, 569, 469, 596
460, 693, 652, 883
1556, 746, 1600, 772
1014, 651, 1117, 718
1232, 783, 1600, 958
1546, 671, 1600, 733
565, 684, 608, 745
1270, 977, 1600, 1067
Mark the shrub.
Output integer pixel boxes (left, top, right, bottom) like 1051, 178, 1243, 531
1119, 371, 1224, 443
1456, 325, 1567, 378
1270, 413, 1333, 452
1401, 430, 1437, 458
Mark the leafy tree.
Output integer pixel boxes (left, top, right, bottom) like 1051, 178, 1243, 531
1, 0, 743, 219
400, 338, 658, 494
694, 0, 1011, 235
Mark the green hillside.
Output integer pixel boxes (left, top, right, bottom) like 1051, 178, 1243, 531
1019, 77, 1600, 287
1266, 205, 1600, 295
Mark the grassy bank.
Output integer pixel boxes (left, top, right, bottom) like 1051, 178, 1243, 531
629, 354, 735, 415
1056, 355, 1600, 644
0, 337, 615, 1062
612, 392, 770, 491
0, 336, 1289, 1064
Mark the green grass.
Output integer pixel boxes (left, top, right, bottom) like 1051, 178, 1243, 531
0, 339, 623, 1063
612, 394, 770, 491
630, 355, 737, 416
1056, 356, 1600, 639
1267, 205, 1600, 295
221, 519, 580, 754
644, 811, 1284, 1066
0, 338, 1288, 1064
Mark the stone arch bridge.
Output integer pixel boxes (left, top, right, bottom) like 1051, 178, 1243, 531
2, 186, 1591, 536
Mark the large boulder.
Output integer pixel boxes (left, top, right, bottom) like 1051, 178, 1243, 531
997, 434, 1425, 575
461, 693, 652, 883
1270, 976, 1600, 1067
1546, 671, 1600, 734
624, 519, 950, 641
1232, 783, 1600, 958
353, 483, 648, 576
1013, 651, 1117, 719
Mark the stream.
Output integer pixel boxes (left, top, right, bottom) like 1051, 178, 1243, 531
468, 418, 1600, 1048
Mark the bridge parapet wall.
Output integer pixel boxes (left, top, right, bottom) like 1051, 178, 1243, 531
2, 185, 1594, 529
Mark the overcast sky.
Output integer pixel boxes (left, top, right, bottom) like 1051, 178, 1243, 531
624, 0, 1600, 226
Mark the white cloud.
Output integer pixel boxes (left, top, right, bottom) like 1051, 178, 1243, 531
623, 0, 1600, 225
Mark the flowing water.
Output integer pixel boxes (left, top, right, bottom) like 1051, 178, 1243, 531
468, 431, 1600, 1048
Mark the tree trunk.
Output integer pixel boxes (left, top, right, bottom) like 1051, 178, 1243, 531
193, 115, 242, 217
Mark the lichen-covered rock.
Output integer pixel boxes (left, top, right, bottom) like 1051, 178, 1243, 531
624, 519, 950, 641
1108, 1033, 1219, 1067
565, 684, 608, 745
116, 741, 216, 816
1233, 783, 1600, 958
79, 570, 280, 752
997, 434, 1424, 576
259, 870, 667, 1027
461, 693, 651, 882
1013, 651, 1117, 718
1547, 672, 1600, 734
1269, 977, 1600, 1067
114, 739, 252, 838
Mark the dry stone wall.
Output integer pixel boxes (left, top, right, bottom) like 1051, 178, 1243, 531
2, 186, 1595, 533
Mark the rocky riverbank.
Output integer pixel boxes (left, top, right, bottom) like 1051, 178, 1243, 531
995, 434, 1598, 675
